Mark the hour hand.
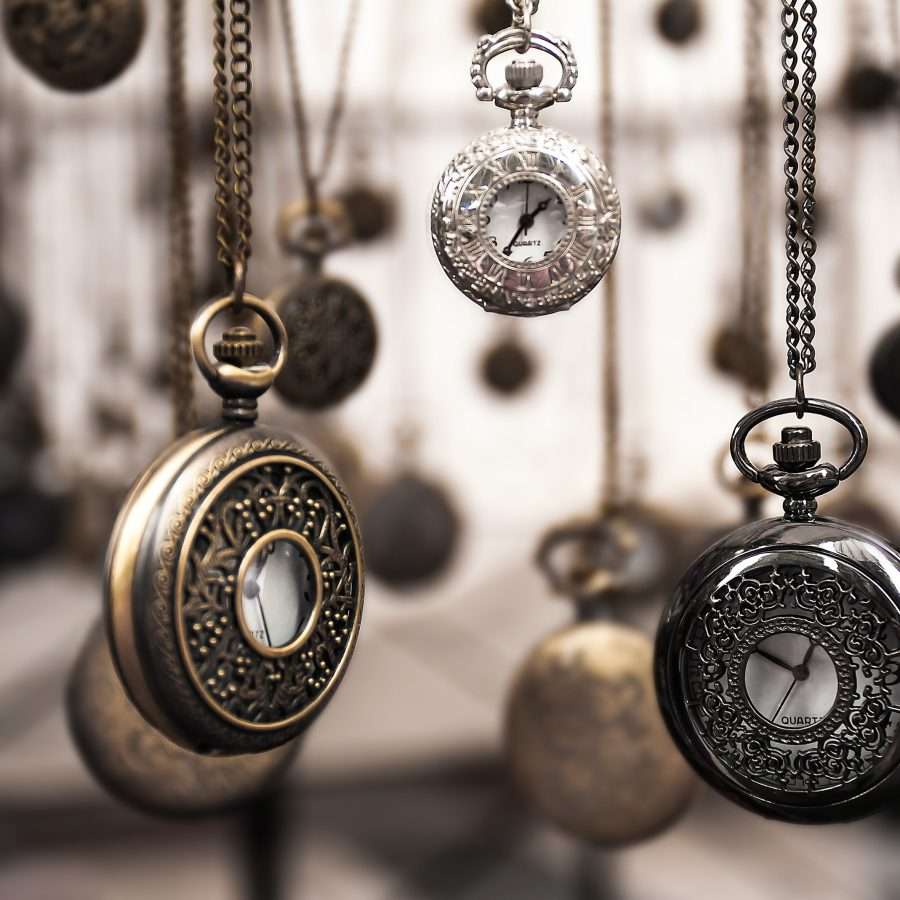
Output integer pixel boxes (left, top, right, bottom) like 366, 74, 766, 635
755, 647, 794, 672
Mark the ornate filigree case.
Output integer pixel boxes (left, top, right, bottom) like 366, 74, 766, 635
105, 296, 364, 755
656, 401, 900, 822
431, 27, 620, 316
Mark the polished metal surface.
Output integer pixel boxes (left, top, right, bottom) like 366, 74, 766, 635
431, 25, 620, 316
656, 514, 900, 823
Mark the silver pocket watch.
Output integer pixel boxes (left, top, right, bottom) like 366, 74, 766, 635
431, 2, 621, 316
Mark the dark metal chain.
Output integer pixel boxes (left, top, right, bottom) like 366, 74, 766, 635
782, 0, 818, 404
598, 0, 621, 512
167, 0, 196, 436
213, 0, 253, 301
739, 0, 771, 399
278, 0, 361, 214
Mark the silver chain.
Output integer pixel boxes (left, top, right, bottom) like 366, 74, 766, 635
507, 0, 539, 29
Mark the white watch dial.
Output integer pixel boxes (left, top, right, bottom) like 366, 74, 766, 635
483, 179, 567, 265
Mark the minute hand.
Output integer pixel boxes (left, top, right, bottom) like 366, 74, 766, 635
503, 200, 551, 256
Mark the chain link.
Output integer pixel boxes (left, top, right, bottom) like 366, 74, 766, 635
781, 0, 817, 404
212, 0, 253, 302
167, 0, 196, 436
739, 0, 770, 399
598, 0, 621, 513
278, 0, 361, 214
507, 0, 539, 27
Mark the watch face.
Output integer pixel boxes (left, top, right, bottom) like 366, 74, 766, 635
432, 127, 620, 316
482, 177, 567, 266
657, 537, 900, 822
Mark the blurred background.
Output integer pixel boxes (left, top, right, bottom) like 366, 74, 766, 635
3, 0, 900, 897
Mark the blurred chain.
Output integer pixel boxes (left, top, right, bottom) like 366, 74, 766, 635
278, 0, 361, 214
782, 0, 817, 406
213, 0, 253, 303
739, 0, 770, 401
167, 0, 196, 435
598, 0, 621, 512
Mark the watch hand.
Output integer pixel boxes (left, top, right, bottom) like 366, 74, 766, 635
801, 639, 816, 667
754, 647, 794, 672
524, 182, 531, 234
772, 677, 799, 722
503, 220, 527, 256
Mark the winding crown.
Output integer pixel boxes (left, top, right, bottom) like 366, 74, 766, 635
213, 326, 265, 367
505, 59, 544, 91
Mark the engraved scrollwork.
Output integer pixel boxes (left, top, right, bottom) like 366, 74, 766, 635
150, 439, 362, 744
685, 564, 900, 795
431, 126, 620, 316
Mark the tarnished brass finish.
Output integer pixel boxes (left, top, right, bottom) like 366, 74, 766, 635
68, 622, 298, 818
105, 297, 365, 755
506, 621, 695, 845
3, 0, 145, 92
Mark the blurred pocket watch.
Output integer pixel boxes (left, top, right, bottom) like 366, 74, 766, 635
105, 300, 365, 755
506, 556, 695, 844
68, 622, 298, 818
362, 470, 460, 591
536, 506, 683, 611
272, 200, 377, 411
480, 326, 537, 396
335, 183, 397, 244
869, 320, 900, 423
432, 1, 620, 316
3, 0, 145, 92
470, 0, 512, 36
655, 0, 703, 46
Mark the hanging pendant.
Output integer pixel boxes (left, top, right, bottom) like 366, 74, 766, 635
362, 473, 460, 590
273, 202, 377, 411
68, 622, 299, 818
432, 26, 620, 316
656, 400, 900, 823
506, 620, 695, 845
336, 184, 397, 244
105, 296, 364, 755
655, 0, 703, 46
480, 329, 536, 396
869, 321, 900, 422
3, 0, 145, 92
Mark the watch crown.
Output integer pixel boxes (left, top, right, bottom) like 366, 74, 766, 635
773, 426, 821, 472
213, 326, 265, 368
505, 58, 544, 91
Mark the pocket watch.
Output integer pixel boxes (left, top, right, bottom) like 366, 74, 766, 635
362, 471, 460, 590
68, 621, 299, 818
656, 404, 900, 823
105, 296, 365, 755
272, 202, 378, 411
431, 11, 620, 316
3, 0, 145, 92
507, 618, 695, 845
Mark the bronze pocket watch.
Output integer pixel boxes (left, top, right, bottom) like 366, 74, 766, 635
69, 622, 299, 818
105, 297, 365, 755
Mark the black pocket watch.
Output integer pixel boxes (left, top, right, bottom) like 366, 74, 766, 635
657, 402, 900, 823
105, 296, 364, 755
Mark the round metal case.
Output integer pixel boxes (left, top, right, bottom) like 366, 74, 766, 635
105, 297, 364, 755
68, 622, 299, 818
506, 621, 695, 845
656, 405, 900, 822
3, 0, 145, 92
432, 30, 620, 316
273, 274, 377, 411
